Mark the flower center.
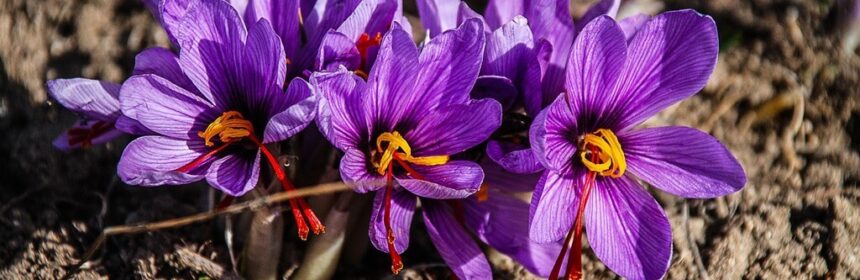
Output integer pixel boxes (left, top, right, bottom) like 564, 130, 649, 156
198, 111, 254, 147
354, 32, 382, 79
579, 128, 626, 178
374, 131, 449, 175
67, 120, 114, 148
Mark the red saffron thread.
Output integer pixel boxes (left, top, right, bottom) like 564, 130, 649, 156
356, 32, 382, 72
248, 134, 324, 239
384, 163, 404, 274
549, 147, 600, 280
564, 171, 597, 280
391, 153, 426, 181
67, 121, 114, 147
176, 143, 231, 173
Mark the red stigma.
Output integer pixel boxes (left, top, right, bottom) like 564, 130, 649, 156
249, 135, 324, 239
356, 32, 382, 72
550, 148, 600, 280
67, 121, 113, 148
380, 153, 433, 275
383, 163, 404, 274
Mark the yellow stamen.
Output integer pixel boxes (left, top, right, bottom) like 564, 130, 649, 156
375, 131, 449, 175
580, 128, 626, 178
198, 111, 254, 147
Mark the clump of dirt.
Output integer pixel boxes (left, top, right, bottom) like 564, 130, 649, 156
0, 0, 858, 279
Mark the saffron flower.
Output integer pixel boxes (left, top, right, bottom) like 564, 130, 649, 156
481, 0, 620, 98
145, 0, 407, 78
47, 79, 126, 151
118, 0, 320, 239
314, 0, 407, 77
528, 11, 746, 280
313, 20, 504, 278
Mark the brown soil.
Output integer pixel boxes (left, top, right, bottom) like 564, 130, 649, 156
0, 0, 858, 279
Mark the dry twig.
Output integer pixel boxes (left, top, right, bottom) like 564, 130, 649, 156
68, 182, 350, 275
683, 201, 711, 280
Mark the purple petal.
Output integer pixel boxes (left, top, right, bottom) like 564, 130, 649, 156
132, 47, 198, 95
296, 0, 361, 73
406, 99, 501, 156
618, 14, 651, 41
576, 0, 621, 33
117, 135, 207, 186
241, 0, 301, 60
484, 16, 534, 78
52, 121, 124, 152
312, 69, 369, 150
336, 0, 398, 41
47, 78, 120, 121
529, 169, 585, 243
529, 171, 548, 220
365, 23, 420, 131
120, 74, 216, 140
262, 79, 317, 143
415, 0, 461, 37
621, 126, 746, 198
471, 75, 517, 110
585, 176, 672, 280
564, 15, 627, 129
315, 31, 361, 72
369, 187, 416, 254
176, 0, 247, 107
484, 0, 523, 30
484, 16, 542, 116
607, 10, 718, 130
480, 157, 541, 192
206, 150, 260, 196
533, 38, 555, 107
533, 95, 579, 175
303, 0, 360, 43
455, 2, 486, 30
339, 148, 385, 193
464, 191, 560, 277
422, 200, 492, 279
114, 114, 155, 136
486, 140, 544, 174
411, 19, 484, 111
151, 0, 193, 46
396, 160, 483, 199
527, 105, 552, 170
526, 0, 575, 98
241, 19, 287, 94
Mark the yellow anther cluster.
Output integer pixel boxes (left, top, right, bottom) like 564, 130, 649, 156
580, 128, 626, 178
198, 111, 254, 147
375, 131, 449, 175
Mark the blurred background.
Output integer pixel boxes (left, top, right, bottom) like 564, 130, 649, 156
0, 0, 858, 279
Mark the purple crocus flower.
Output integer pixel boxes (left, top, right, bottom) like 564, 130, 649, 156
46, 79, 155, 151
528, 11, 746, 280
313, 20, 505, 277
47, 79, 126, 151
145, 0, 407, 78
119, 0, 321, 239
